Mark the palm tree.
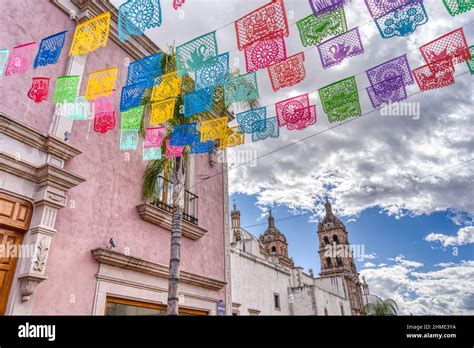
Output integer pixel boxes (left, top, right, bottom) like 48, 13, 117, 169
141, 47, 258, 315
361, 298, 398, 316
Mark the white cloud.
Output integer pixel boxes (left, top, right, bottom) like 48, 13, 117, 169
360, 258, 474, 315
226, 2, 474, 221
360, 252, 377, 260
364, 262, 376, 268
424, 226, 474, 247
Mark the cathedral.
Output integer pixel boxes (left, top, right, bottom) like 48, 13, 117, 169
229, 199, 369, 315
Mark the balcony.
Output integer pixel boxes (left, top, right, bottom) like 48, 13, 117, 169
137, 176, 207, 240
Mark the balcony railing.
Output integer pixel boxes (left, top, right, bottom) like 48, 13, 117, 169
151, 175, 199, 225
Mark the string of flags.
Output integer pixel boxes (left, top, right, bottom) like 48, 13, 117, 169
1, 0, 473, 162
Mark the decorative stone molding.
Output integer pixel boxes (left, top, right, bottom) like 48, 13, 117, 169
136, 203, 208, 240
92, 248, 226, 291
32, 238, 50, 272
17, 274, 48, 302
0, 113, 82, 164
50, 0, 162, 60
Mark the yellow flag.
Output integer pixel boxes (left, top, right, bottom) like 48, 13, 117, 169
85, 67, 118, 100
151, 71, 182, 102
150, 98, 176, 125
70, 12, 111, 56
200, 116, 228, 142
220, 126, 245, 149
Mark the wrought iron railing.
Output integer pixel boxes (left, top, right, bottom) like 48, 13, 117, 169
151, 175, 199, 225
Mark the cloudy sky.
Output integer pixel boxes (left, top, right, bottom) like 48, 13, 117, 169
112, 0, 474, 314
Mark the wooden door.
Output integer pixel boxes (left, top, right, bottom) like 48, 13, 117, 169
0, 228, 24, 314
0, 193, 32, 315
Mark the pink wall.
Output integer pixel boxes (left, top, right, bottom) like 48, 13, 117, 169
0, 0, 73, 134
0, 1, 226, 314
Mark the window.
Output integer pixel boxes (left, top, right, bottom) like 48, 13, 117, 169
336, 256, 343, 266
105, 296, 208, 316
274, 293, 280, 310
326, 257, 332, 267
271, 246, 277, 254
323, 236, 330, 245
332, 235, 339, 244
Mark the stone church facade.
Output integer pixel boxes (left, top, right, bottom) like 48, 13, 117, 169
230, 201, 369, 315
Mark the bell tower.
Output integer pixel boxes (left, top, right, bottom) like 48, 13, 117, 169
231, 202, 241, 242
317, 197, 364, 315
259, 210, 294, 268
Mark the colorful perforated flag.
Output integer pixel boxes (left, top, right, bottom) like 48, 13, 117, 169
252, 117, 279, 142
27, 77, 50, 103
184, 88, 214, 117
170, 123, 196, 146
413, 58, 455, 91
224, 72, 259, 105
319, 76, 361, 123
120, 83, 146, 112
94, 94, 116, 134
244, 32, 287, 73
219, 127, 245, 149
200, 116, 228, 142
467, 45, 474, 74
195, 53, 230, 89
54, 75, 80, 104
126, 53, 163, 88
0, 49, 9, 75
365, 0, 416, 18
143, 144, 162, 161
419, 28, 471, 66
176, 31, 218, 76
120, 130, 139, 150
70, 13, 110, 56
374, 1, 428, 39
190, 134, 214, 154
34, 31, 67, 69
442, 0, 473, 17
165, 139, 184, 158
151, 71, 181, 102
4, 43, 36, 76
275, 93, 310, 129
297, 7, 348, 47
268, 52, 306, 92
276, 94, 316, 131
317, 28, 364, 69
365, 54, 413, 108
236, 107, 266, 134
119, 0, 162, 42
121, 105, 144, 130
85, 67, 118, 100
150, 98, 176, 125
309, 0, 348, 16
235, 0, 289, 50
145, 126, 167, 147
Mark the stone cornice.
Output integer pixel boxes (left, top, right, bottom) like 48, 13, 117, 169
92, 248, 226, 291
136, 203, 208, 240
0, 113, 82, 162
0, 152, 86, 191
230, 247, 292, 275
51, 0, 162, 60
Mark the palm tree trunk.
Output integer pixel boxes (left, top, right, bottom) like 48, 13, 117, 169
167, 156, 185, 315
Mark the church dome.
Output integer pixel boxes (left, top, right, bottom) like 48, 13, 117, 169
318, 197, 345, 230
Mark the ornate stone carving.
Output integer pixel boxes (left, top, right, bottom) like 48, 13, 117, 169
17, 274, 48, 302
33, 238, 49, 272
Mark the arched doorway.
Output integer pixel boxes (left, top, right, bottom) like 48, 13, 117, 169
0, 192, 33, 314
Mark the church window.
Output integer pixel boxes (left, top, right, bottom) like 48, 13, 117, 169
274, 293, 280, 310
332, 235, 339, 244
336, 256, 343, 266
271, 246, 277, 254
323, 236, 330, 245
326, 257, 332, 267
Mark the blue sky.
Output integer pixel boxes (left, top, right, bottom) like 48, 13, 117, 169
230, 193, 472, 275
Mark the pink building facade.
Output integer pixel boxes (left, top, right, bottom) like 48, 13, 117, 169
0, 0, 231, 315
